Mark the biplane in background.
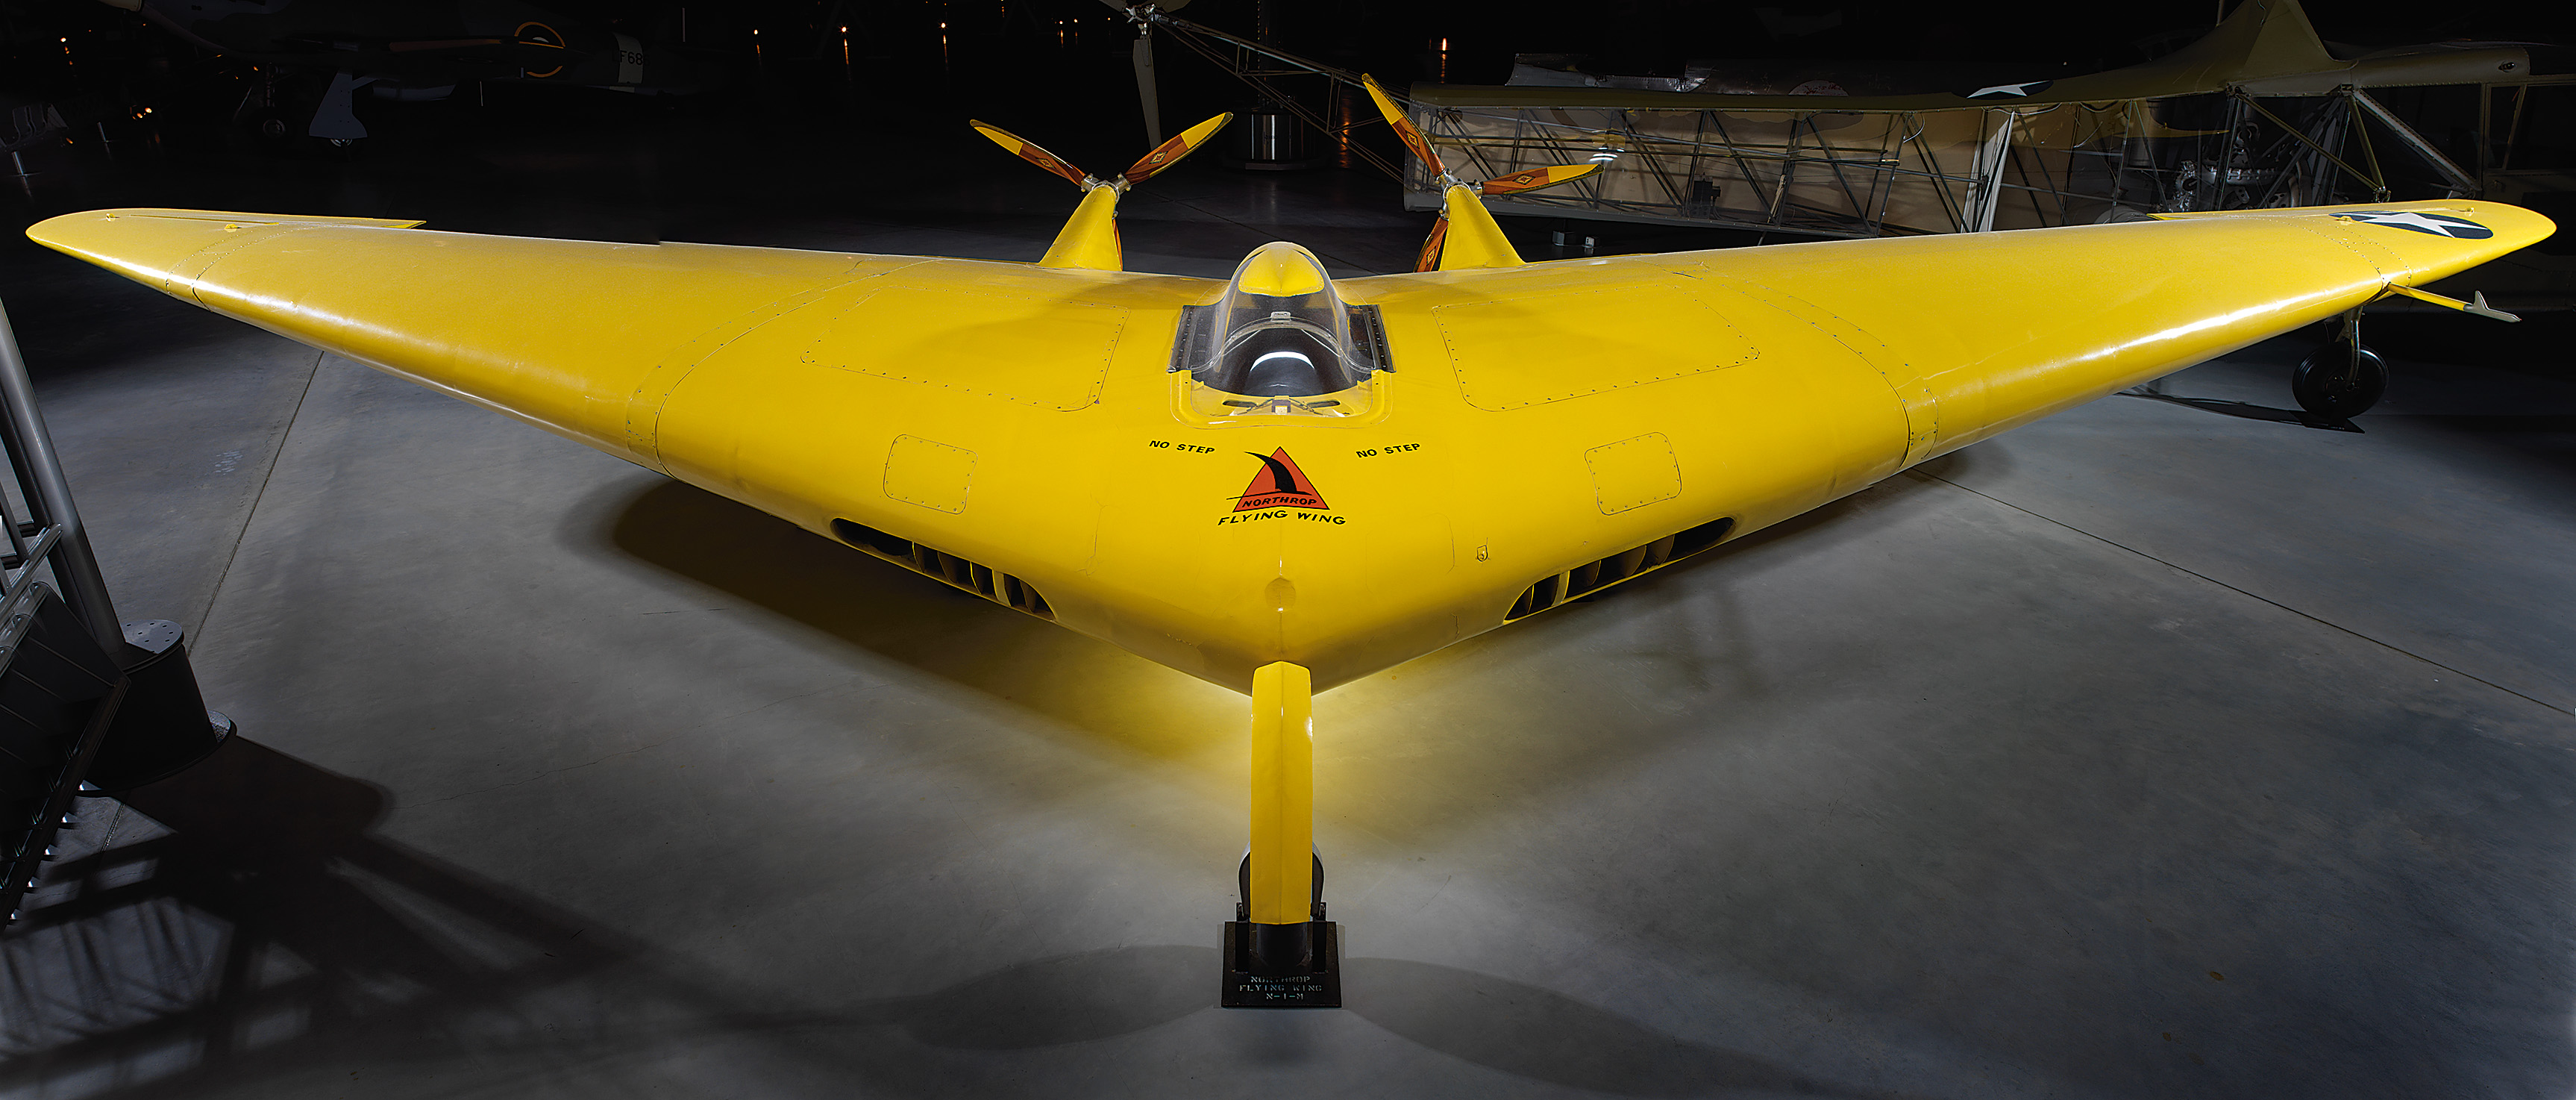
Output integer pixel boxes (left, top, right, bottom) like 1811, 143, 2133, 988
1107, 0, 2564, 416
1403, 0, 2532, 234
25, 74, 2554, 1005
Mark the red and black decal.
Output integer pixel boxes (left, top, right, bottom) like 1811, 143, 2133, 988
1234, 449, 1328, 511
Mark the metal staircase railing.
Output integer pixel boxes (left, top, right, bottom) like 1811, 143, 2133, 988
0, 300, 231, 929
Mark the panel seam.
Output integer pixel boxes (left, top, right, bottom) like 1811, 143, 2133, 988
190, 346, 328, 646
1914, 468, 2572, 718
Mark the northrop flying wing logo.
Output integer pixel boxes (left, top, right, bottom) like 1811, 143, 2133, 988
2329, 210, 2494, 240
1234, 449, 1329, 511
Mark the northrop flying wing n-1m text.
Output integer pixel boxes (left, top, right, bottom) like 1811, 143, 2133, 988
25, 86, 2554, 1007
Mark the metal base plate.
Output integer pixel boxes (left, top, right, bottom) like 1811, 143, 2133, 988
1220, 921, 1341, 1008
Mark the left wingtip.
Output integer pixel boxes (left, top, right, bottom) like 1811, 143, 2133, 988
27, 207, 426, 246
27, 209, 428, 287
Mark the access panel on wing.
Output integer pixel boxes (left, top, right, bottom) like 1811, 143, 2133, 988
799, 283, 1128, 412
1430, 281, 1761, 410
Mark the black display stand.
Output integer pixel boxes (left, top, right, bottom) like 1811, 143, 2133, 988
1220, 920, 1342, 1008
87, 619, 233, 792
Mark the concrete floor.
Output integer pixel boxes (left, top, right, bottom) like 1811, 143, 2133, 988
3, 113, 2575, 1099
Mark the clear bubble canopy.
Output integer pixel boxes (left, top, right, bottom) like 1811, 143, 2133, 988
1182, 243, 1376, 416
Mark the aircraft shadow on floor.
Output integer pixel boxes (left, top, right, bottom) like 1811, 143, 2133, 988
0, 733, 1206, 1095
0, 735, 1941, 1099
868, 946, 1943, 1097
594, 470, 1937, 849
2119, 390, 2366, 432
0, 737, 650, 1097
1342, 957, 1943, 1099
2125, 314, 2576, 437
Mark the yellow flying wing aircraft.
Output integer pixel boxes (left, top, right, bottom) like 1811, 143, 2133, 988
25, 87, 2553, 1007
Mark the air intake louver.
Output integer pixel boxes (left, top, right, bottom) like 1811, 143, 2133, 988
830, 519, 1054, 619
1505, 516, 1735, 622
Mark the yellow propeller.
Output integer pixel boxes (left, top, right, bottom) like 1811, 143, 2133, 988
1476, 163, 1604, 196
971, 113, 1234, 192
968, 121, 1092, 188
1121, 113, 1234, 187
1360, 75, 1600, 270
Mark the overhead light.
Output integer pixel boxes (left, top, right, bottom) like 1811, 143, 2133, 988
1250, 351, 1314, 371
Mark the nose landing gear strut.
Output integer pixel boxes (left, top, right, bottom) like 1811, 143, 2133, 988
1220, 661, 1342, 1007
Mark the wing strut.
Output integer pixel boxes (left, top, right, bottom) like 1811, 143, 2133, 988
1222, 660, 1341, 1007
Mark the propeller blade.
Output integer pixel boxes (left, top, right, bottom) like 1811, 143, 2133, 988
1121, 112, 1232, 187
1132, 34, 1163, 148
1414, 216, 1450, 273
1478, 163, 1602, 196
969, 120, 1091, 188
1360, 74, 1445, 179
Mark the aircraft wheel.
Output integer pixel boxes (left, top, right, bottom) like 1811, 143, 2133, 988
2292, 341, 2387, 419
238, 107, 293, 146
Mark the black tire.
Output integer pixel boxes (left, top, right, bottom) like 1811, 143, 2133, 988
2293, 342, 2387, 419
239, 107, 293, 146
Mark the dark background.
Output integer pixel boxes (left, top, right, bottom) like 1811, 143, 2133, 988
4, 0, 2572, 172
1, 1, 2571, 270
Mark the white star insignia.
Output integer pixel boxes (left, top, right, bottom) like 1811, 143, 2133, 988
1967, 81, 2050, 99
2338, 210, 2491, 239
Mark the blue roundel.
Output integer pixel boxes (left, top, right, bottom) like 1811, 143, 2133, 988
2331, 210, 2495, 240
